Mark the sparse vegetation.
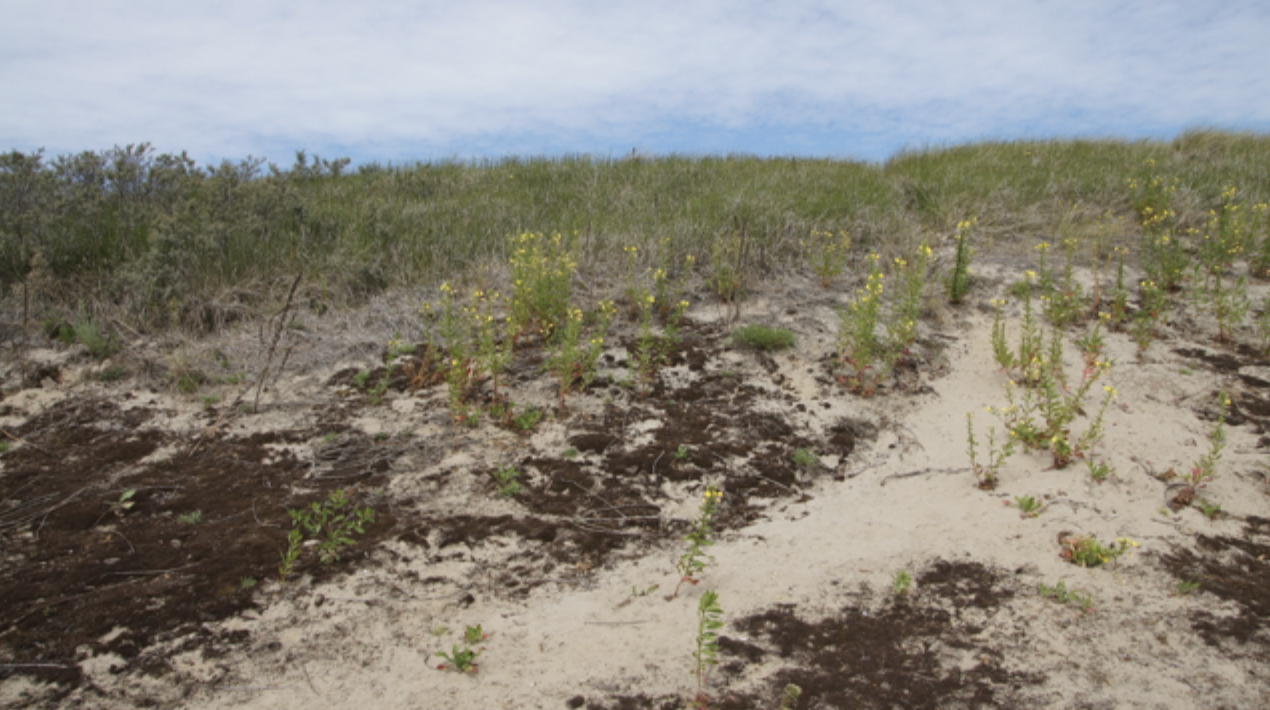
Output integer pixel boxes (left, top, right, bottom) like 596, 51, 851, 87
731, 324, 795, 351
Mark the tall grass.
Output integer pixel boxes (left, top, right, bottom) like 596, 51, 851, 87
3, 131, 1269, 330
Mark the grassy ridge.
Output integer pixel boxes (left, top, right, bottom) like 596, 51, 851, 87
2, 130, 1269, 329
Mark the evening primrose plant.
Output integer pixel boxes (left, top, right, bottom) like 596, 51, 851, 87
546, 301, 616, 410
946, 218, 976, 304
509, 231, 575, 337
804, 228, 852, 287
836, 253, 888, 394
673, 485, 723, 598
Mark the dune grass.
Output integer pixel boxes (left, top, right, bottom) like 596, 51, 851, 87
3, 130, 1269, 331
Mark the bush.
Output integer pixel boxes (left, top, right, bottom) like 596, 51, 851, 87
732, 325, 795, 351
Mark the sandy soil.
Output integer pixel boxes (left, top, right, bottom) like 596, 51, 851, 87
2, 256, 1269, 710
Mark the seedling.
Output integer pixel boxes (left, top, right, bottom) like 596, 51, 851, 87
792, 448, 820, 468
563, 447, 579, 459
892, 570, 913, 596
177, 510, 203, 525
239, 576, 257, 590
107, 489, 137, 517
1013, 495, 1043, 518
1039, 581, 1093, 610
513, 407, 543, 431
1175, 579, 1202, 596
436, 644, 481, 673
464, 624, 488, 644
674, 444, 691, 462
1197, 499, 1222, 520
1172, 392, 1229, 510
779, 685, 803, 710
632, 584, 660, 597
491, 465, 522, 498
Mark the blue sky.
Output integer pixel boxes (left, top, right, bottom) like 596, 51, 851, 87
3, 0, 1269, 166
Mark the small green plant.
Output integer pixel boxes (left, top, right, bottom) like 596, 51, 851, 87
966, 412, 1015, 489
1060, 534, 1136, 568
732, 324, 795, 351
1202, 273, 1249, 344
1130, 279, 1169, 354
632, 584, 659, 597
778, 684, 803, 710
513, 407, 543, 431
990, 278, 1044, 383
892, 570, 913, 596
1087, 459, 1112, 483
239, 576, 257, 590
95, 365, 129, 382
278, 528, 302, 583
1013, 495, 1043, 518
1041, 237, 1089, 327
545, 302, 616, 410
1039, 580, 1093, 610
177, 510, 203, 525
710, 233, 750, 302
491, 465, 522, 498
1173, 392, 1229, 509
675, 444, 691, 461
804, 228, 851, 287
352, 370, 371, 388
436, 644, 481, 673
946, 218, 976, 304
1197, 499, 1222, 520
0, 441, 10, 455
692, 590, 724, 705
464, 624, 488, 644
106, 489, 137, 517
1175, 579, 1202, 596
791, 448, 820, 469
563, 447, 579, 459
673, 486, 723, 597
286, 489, 376, 568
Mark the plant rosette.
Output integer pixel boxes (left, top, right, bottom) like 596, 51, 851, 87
1059, 533, 1138, 568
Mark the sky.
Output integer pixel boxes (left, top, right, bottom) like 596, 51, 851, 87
3, 0, 1270, 166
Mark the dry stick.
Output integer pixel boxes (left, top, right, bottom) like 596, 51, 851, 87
253, 272, 304, 414
878, 467, 967, 486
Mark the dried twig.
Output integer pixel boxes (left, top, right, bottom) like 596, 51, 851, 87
253, 272, 303, 413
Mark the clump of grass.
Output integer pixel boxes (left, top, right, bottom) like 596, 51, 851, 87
731, 324, 795, 350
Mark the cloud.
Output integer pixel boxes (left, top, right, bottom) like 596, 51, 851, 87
2, 0, 1269, 163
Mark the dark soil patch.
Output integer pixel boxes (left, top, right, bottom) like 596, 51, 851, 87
0, 397, 395, 689
1159, 515, 1270, 654
724, 560, 1039, 709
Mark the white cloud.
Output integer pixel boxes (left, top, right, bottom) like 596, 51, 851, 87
2, 0, 1268, 163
